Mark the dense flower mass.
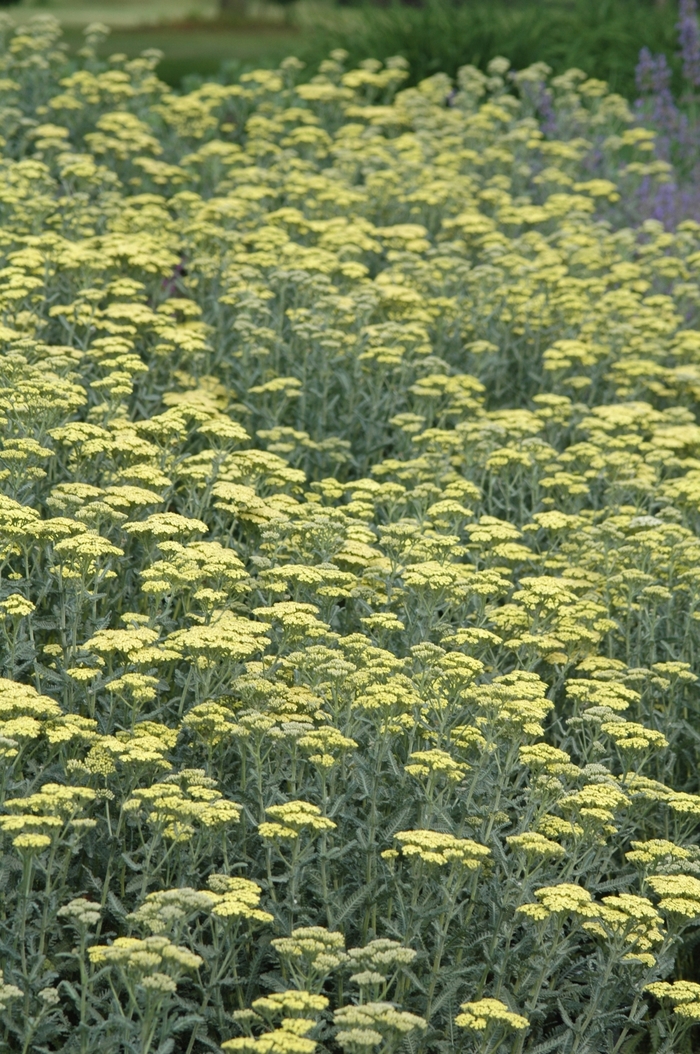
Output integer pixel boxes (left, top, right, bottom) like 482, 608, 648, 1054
2, 11, 700, 1054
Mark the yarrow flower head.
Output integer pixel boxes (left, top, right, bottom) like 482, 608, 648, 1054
648, 874, 700, 919
0, 977, 22, 1013
123, 770, 241, 841
58, 897, 101, 929
404, 748, 467, 783
333, 1002, 426, 1052
506, 832, 566, 859
516, 883, 599, 922
259, 801, 336, 841
271, 927, 347, 978
646, 980, 700, 1022
393, 829, 491, 869
88, 935, 203, 983
455, 998, 528, 1033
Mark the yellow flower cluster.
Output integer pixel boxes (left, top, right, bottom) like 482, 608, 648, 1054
333, 1001, 426, 1051
645, 981, 700, 1022
516, 882, 600, 922
0, 973, 22, 1012
222, 1026, 317, 1054
647, 875, 700, 920
259, 801, 336, 841
123, 770, 240, 840
506, 832, 566, 859
271, 927, 347, 974
454, 997, 528, 1032
404, 748, 467, 783
0, 783, 95, 849
393, 829, 491, 868
128, 876, 274, 937
88, 935, 202, 993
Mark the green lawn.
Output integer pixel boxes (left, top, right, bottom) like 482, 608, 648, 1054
11, 0, 307, 83
68, 23, 303, 84
12, 0, 219, 27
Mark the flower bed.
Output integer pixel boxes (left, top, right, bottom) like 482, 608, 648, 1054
1, 15, 700, 1054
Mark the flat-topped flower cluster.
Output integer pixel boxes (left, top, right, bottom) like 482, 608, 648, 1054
2, 13, 700, 1054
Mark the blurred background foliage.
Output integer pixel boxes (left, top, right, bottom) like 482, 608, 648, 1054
0, 0, 685, 93
297, 0, 681, 99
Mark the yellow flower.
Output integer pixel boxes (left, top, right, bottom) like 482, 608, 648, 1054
455, 998, 528, 1032
646, 981, 700, 1022
334, 1002, 426, 1051
404, 748, 467, 783
259, 801, 336, 841
222, 1028, 317, 1053
506, 832, 565, 859
516, 883, 598, 922
271, 927, 346, 976
208, 875, 274, 924
124, 512, 207, 539
124, 771, 241, 840
252, 991, 329, 1020
648, 875, 700, 919
0, 594, 34, 618
88, 935, 202, 977
11, 832, 51, 850
626, 840, 690, 867
394, 830, 490, 869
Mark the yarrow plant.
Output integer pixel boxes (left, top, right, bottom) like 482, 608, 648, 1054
1, 10, 700, 1054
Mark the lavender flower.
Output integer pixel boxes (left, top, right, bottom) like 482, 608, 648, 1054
678, 0, 700, 89
635, 46, 672, 98
631, 30, 700, 228
635, 47, 678, 129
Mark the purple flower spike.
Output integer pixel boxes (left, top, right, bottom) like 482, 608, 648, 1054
678, 0, 700, 89
636, 46, 672, 97
634, 47, 681, 157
